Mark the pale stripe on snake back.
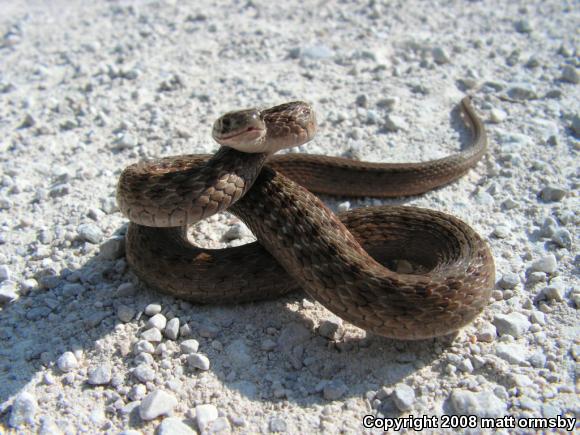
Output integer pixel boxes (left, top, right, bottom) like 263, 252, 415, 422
117, 97, 495, 340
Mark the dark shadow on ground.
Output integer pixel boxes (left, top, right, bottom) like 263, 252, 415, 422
0, 209, 459, 429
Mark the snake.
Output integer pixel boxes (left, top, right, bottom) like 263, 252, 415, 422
117, 96, 495, 340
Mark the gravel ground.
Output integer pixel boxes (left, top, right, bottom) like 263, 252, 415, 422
1, 0, 579, 433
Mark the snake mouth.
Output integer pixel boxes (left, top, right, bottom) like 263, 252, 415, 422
218, 126, 264, 141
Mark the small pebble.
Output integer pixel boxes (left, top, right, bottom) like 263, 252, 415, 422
0, 196, 12, 210
116, 282, 136, 297
496, 343, 528, 364
366, 109, 380, 125
139, 390, 178, 421
525, 56, 540, 68
541, 284, 564, 302
492, 225, 510, 239
540, 185, 567, 202
318, 319, 344, 340
498, 272, 519, 289
545, 89, 562, 99
88, 208, 105, 221
490, 108, 507, 123
133, 364, 156, 383
62, 283, 84, 297
474, 191, 494, 205
180, 323, 192, 337
129, 384, 147, 401
541, 217, 558, 237
99, 237, 125, 260
507, 84, 537, 100
529, 351, 547, 368
491, 289, 504, 300
0, 264, 10, 281
8, 392, 37, 428
224, 223, 251, 241
392, 384, 415, 411
156, 343, 169, 357
432, 47, 450, 64
527, 271, 547, 284
384, 114, 408, 132
141, 328, 163, 342
529, 311, 546, 325
19, 113, 36, 128
120, 402, 141, 417
49, 184, 71, 198
493, 312, 531, 337
571, 293, 580, 308
229, 414, 247, 427
323, 379, 348, 400
551, 228, 571, 248
21, 279, 37, 293
117, 305, 135, 323
147, 313, 167, 330
301, 45, 334, 60
195, 404, 218, 432
269, 417, 287, 433
377, 97, 398, 109
199, 323, 219, 338
188, 353, 210, 370
101, 197, 118, 214
571, 114, 580, 137
530, 254, 557, 273
459, 359, 474, 373
209, 417, 231, 433
514, 19, 532, 33
157, 418, 197, 435
225, 339, 252, 366
457, 77, 478, 89
165, 317, 180, 340
450, 390, 507, 417
355, 94, 368, 108
87, 364, 112, 385
115, 133, 137, 150
57, 351, 79, 372
134, 340, 156, 354
180, 339, 200, 354
261, 338, 277, 351
0, 281, 18, 303
477, 323, 497, 342
77, 223, 104, 244
144, 303, 162, 316
560, 65, 579, 84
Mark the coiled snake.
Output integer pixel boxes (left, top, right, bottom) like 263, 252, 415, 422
117, 97, 494, 340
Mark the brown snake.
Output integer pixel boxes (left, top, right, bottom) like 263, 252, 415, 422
117, 97, 495, 340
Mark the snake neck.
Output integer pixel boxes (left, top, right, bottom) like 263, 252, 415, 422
210, 146, 270, 183
116, 147, 270, 227
180, 146, 271, 223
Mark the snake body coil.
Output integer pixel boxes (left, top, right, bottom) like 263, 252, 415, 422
117, 97, 495, 340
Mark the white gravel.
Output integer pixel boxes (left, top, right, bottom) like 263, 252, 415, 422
0, 0, 579, 433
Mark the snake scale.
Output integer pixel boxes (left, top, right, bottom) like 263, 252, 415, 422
117, 96, 495, 340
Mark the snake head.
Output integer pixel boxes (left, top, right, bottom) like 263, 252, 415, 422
212, 101, 317, 154
212, 108, 267, 152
